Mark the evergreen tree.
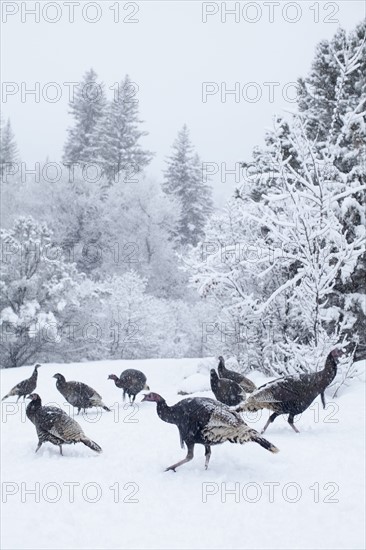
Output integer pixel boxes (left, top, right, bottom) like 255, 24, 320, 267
163, 125, 213, 247
63, 69, 106, 166
298, 21, 366, 148
297, 20, 366, 359
188, 21, 366, 374
96, 75, 153, 184
0, 118, 19, 175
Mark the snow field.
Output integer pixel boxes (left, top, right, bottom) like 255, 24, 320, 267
1, 358, 365, 550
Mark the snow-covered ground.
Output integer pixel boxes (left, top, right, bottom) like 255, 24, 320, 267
1, 358, 365, 550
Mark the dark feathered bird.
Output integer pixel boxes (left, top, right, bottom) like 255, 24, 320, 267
108, 369, 149, 403
53, 373, 110, 414
26, 393, 102, 455
142, 392, 279, 471
210, 368, 246, 406
233, 349, 342, 433
218, 356, 257, 393
2, 364, 41, 402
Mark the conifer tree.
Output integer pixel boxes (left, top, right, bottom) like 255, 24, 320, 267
297, 20, 366, 359
63, 68, 106, 166
96, 75, 153, 184
0, 118, 19, 175
163, 125, 213, 247
188, 21, 366, 372
298, 21, 366, 148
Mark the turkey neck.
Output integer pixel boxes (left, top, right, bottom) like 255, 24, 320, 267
56, 377, 66, 389
320, 353, 338, 387
218, 359, 226, 375
30, 368, 38, 382
26, 397, 42, 419
218, 364, 231, 379
156, 400, 176, 425
210, 372, 219, 392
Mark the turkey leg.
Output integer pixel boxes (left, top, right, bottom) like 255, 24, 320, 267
261, 412, 278, 434
204, 445, 211, 470
320, 392, 326, 409
165, 444, 194, 472
288, 414, 300, 433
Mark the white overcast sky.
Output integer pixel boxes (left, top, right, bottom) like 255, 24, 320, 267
1, 1, 365, 201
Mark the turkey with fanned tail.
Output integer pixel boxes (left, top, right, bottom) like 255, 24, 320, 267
142, 392, 279, 472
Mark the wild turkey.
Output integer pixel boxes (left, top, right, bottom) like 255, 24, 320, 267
2, 364, 41, 402
233, 349, 343, 434
108, 369, 149, 403
142, 392, 279, 471
210, 369, 246, 406
218, 356, 257, 393
53, 373, 110, 414
26, 393, 102, 455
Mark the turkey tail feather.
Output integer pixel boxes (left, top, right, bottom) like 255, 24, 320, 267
251, 434, 279, 453
204, 422, 279, 454
2, 388, 17, 400
90, 396, 110, 411
81, 437, 102, 453
233, 400, 266, 413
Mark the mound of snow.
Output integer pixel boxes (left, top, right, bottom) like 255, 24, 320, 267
177, 372, 211, 395
196, 357, 216, 374
225, 356, 241, 370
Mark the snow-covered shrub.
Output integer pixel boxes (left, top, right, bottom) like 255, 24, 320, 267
0, 217, 84, 367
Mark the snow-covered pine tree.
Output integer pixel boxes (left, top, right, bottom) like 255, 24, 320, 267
188, 22, 366, 374
0, 118, 19, 175
62, 68, 106, 167
163, 125, 213, 247
298, 21, 366, 146
297, 20, 366, 359
95, 75, 153, 184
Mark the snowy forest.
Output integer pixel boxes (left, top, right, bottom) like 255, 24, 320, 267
1, 20, 365, 382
